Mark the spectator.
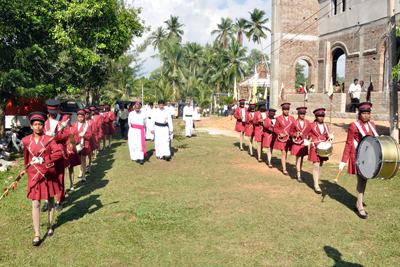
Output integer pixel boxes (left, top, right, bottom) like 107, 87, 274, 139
207, 107, 210, 117
349, 79, 361, 113
223, 103, 228, 117
334, 81, 341, 93
228, 104, 232, 116
115, 102, 120, 114
203, 108, 206, 117
309, 84, 315, 93
360, 80, 367, 92
306, 85, 310, 93
298, 84, 305, 94
341, 83, 345, 93
116, 104, 129, 139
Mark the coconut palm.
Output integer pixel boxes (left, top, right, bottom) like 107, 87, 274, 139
193, 82, 213, 110
184, 42, 203, 76
164, 15, 185, 40
211, 17, 235, 50
223, 39, 248, 87
233, 18, 248, 46
245, 8, 271, 58
155, 78, 174, 102
150, 27, 167, 51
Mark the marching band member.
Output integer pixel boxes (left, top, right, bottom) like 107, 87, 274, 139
234, 99, 247, 151
23, 112, 63, 246
252, 101, 268, 162
262, 108, 277, 168
339, 102, 376, 219
244, 103, 256, 156
128, 103, 148, 164
61, 113, 81, 192
85, 108, 97, 174
95, 106, 105, 153
91, 106, 101, 159
290, 107, 310, 183
72, 109, 92, 182
103, 104, 116, 148
42, 99, 69, 212
151, 100, 173, 161
305, 108, 334, 194
183, 100, 194, 138
145, 102, 155, 141
273, 103, 295, 175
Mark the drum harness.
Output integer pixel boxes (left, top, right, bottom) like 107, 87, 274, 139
277, 117, 292, 143
311, 123, 330, 149
293, 120, 307, 145
353, 121, 378, 149
77, 122, 89, 151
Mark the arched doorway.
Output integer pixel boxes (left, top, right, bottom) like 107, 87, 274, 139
295, 59, 310, 93
332, 48, 346, 92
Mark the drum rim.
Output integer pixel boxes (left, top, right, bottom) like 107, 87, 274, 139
355, 135, 382, 179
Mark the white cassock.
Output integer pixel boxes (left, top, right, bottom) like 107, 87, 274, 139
152, 108, 173, 158
167, 105, 175, 140
183, 105, 194, 137
128, 110, 147, 160
194, 106, 201, 121
145, 108, 154, 140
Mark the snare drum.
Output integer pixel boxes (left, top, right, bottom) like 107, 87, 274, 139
76, 143, 85, 153
316, 142, 333, 157
355, 135, 400, 180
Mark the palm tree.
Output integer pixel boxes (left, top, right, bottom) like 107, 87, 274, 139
164, 15, 185, 40
193, 82, 213, 110
233, 18, 248, 46
223, 39, 248, 88
211, 17, 235, 50
155, 77, 173, 102
184, 42, 203, 76
245, 8, 271, 60
150, 27, 167, 51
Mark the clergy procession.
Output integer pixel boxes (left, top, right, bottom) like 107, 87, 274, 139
234, 99, 383, 220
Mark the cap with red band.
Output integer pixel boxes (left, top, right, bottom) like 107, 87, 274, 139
90, 106, 96, 111
46, 99, 61, 114
77, 109, 85, 115
60, 112, 73, 122
258, 101, 266, 108
249, 103, 256, 108
313, 108, 326, 115
268, 108, 277, 115
358, 102, 372, 112
105, 104, 110, 108
84, 108, 90, 113
239, 99, 246, 103
99, 105, 104, 109
296, 107, 307, 114
29, 112, 47, 122
281, 103, 291, 110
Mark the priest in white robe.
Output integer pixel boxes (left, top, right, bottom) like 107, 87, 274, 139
128, 103, 147, 164
183, 101, 194, 137
151, 100, 173, 161
145, 102, 155, 141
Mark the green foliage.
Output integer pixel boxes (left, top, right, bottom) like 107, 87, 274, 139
211, 17, 235, 50
295, 63, 306, 90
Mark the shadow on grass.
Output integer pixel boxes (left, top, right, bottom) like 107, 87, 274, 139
324, 246, 363, 267
320, 179, 357, 210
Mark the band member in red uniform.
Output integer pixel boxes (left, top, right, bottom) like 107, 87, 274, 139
290, 107, 311, 183
42, 99, 69, 212
273, 103, 295, 175
97, 105, 106, 151
252, 101, 268, 162
262, 108, 277, 168
85, 108, 97, 173
23, 112, 63, 246
61, 113, 81, 192
339, 102, 376, 219
90, 106, 100, 159
304, 108, 334, 194
103, 104, 116, 148
245, 103, 256, 156
72, 109, 92, 182
234, 99, 247, 151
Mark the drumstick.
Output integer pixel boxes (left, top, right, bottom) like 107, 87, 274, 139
334, 169, 341, 183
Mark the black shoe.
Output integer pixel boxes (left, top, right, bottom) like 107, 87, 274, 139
47, 227, 54, 237
354, 207, 368, 215
82, 178, 87, 182
354, 208, 368, 219
240, 148, 243, 151
56, 203, 63, 212
268, 164, 273, 168
139, 160, 144, 165
166, 157, 171, 161
282, 171, 289, 176
41, 202, 48, 212
297, 177, 303, 183
32, 236, 40, 246
314, 188, 322, 194
258, 159, 262, 163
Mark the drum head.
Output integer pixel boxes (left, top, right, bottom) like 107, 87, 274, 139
356, 135, 381, 179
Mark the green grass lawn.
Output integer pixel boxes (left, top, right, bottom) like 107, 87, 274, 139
1, 123, 400, 266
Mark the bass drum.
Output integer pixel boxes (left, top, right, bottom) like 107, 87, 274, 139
356, 135, 400, 180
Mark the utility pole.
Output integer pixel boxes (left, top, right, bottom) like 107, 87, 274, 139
388, 0, 399, 141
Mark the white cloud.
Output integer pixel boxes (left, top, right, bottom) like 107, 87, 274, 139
127, 0, 271, 78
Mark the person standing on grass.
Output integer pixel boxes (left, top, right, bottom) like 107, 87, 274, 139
116, 104, 129, 140
85, 108, 97, 174
303, 108, 334, 194
42, 99, 69, 213
252, 101, 267, 163
103, 104, 116, 148
22, 112, 63, 246
234, 99, 246, 151
273, 103, 295, 176
262, 108, 277, 168
349, 79, 361, 113
145, 102, 155, 141
290, 107, 311, 183
339, 102, 377, 219
72, 109, 92, 182
91, 106, 102, 159
183, 100, 194, 138
151, 100, 173, 161
128, 103, 148, 164
244, 103, 256, 156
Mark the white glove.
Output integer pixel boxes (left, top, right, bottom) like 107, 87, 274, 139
46, 132, 55, 137
79, 132, 84, 137
329, 134, 334, 139
339, 162, 346, 170
303, 139, 310, 146
31, 157, 44, 165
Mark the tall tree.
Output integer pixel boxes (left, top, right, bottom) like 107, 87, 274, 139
150, 26, 167, 51
295, 63, 306, 89
223, 39, 248, 88
233, 18, 248, 46
245, 8, 271, 60
164, 15, 185, 40
211, 17, 235, 50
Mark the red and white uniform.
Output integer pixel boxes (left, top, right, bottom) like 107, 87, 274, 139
234, 107, 246, 132
273, 115, 295, 151
93, 113, 104, 140
262, 117, 276, 148
252, 111, 268, 142
104, 111, 117, 135
244, 110, 255, 137
22, 134, 63, 200
65, 126, 81, 168
290, 119, 311, 157
342, 120, 377, 174
305, 122, 330, 162
71, 121, 93, 156
87, 119, 98, 151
